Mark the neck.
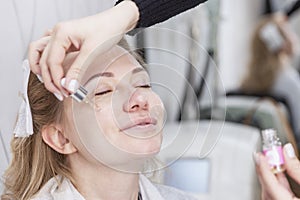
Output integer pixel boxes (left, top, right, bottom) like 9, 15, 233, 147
68, 155, 141, 200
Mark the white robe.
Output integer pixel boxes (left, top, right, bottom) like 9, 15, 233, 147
31, 174, 197, 200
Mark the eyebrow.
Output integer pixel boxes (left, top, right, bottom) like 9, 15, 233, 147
83, 67, 146, 86
132, 67, 145, 74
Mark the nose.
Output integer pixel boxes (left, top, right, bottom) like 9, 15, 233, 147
123, 90, 149, 112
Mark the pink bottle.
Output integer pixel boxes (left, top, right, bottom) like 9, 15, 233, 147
262, 129, 285, 174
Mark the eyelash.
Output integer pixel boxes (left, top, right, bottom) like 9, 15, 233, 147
137, 84, 151, 88
95, 85, 151, 96
95, 90, 112, 96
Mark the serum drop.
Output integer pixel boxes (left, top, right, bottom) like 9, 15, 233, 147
262, 129, 285, 174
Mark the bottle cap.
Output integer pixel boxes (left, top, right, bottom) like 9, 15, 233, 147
262, 129, 277, 141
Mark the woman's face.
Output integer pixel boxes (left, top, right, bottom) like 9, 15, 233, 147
64, 47, 165, 166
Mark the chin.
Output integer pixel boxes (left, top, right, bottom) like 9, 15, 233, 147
133, 135, 162, 156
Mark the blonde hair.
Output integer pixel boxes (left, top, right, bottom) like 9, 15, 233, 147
241, 15, 294, 93
1, 39, 145, 200
1, 73, 72, 200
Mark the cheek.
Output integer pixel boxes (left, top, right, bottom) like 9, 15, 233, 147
61, 108, 86, 151
95, 106, 120, 133
94, 94, 122, 112
150, 92, 164, 106
62, 101, 77, 137
149, 93, 165, 118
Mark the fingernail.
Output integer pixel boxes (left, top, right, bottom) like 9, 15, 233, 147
60, 78, 69, 97
68, 79, 79, 93
60, 78, 66, 87
253, 152, 260, 165
284, 143, 296, 158
54, 92, 63, 101
36, 74, 44, 83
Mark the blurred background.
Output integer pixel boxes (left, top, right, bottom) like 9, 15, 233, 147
1, 0, 300, 199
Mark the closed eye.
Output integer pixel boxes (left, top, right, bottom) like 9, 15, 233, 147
95, 90, 112, 96
137, 84, 151, 88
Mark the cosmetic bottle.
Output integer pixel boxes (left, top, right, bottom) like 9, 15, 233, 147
262, 129, 285, 173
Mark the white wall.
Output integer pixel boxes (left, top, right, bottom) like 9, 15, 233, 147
0, 0, 114, 186
218, 0, 264, 92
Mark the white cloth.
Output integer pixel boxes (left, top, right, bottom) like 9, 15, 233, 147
13, 60, 33, 138
31, 175, 197, 200
271, 66, 300, 143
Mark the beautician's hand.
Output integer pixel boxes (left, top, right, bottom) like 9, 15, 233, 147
254, 143, 300, 200
28, 1, 139, 99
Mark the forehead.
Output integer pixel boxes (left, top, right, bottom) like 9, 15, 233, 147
102, 52, 142, 76
82, 47, 143, 83
63, 46, 144, 84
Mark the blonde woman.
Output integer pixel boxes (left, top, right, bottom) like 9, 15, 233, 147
1, 44, 196, 200
241, 14, 300, 146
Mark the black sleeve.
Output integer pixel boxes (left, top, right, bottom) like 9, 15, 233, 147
286, 0, 300, 17
115, 0, 208, 28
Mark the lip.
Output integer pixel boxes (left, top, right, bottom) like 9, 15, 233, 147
121, 117, 157, 131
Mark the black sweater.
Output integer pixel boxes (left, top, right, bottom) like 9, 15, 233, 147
116, 0, 208, 28
286, 0, 300, 17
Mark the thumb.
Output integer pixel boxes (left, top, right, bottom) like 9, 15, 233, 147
283, 143, 300, 184
64, 48, 92, 93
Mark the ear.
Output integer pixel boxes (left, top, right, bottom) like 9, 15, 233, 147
41, 125, 77, 154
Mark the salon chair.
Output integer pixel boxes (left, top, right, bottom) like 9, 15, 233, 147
157, 120, 261, 200
222, 92, 295, 148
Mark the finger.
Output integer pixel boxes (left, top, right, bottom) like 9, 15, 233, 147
254, 153, 294, 200
40, 60, 63, 101
276, 172, 293, 193
255, 153, 279, 188
46, 42, 67, 94
283, 143, 300, 184
39, 44, 65, 100
261, 192, 266, 200
40, 36, 72, 95
43, 28, 80, 94
28, 36, 51, 76
64, 32, 124, 88
261, 191, 273, 200
43, 29, 53, 37
64, 46, 91, 92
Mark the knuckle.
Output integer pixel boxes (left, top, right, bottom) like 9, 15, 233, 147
39, 59, 47, 69
287, 161, 300, 173
68, 67, 81, 78
28, 42, 35, 51
293, 162, 300, 170
53, 80, 60, 88
44, 81, 53, 92
53, 22, 70, 38
53, 22, 64, 31
28, 41, 39, 52
30, 65, 39, 74
39, 54, 47, 66
53, 74, 63, 86
46, 59, 57, 68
